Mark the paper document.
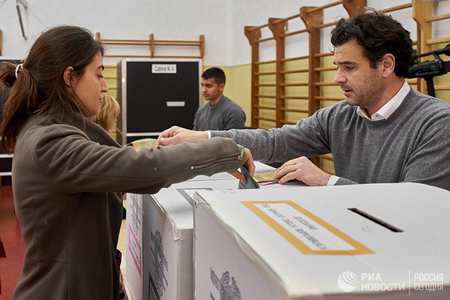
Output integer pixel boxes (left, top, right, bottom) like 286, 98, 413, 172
253, 169, 279, 184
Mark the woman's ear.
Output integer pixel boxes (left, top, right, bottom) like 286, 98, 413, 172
63, 66, 75, 87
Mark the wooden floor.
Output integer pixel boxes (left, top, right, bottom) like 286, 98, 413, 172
0, 186, 127, 299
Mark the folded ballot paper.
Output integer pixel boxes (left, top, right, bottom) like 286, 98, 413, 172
238, 166, 260, 189
127, 138, 158, 151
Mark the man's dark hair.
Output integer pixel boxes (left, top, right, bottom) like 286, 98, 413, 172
202, 67, 226, 85
331, 10, 413, 78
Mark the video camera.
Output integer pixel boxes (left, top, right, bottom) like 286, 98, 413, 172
407, 44, 450, 97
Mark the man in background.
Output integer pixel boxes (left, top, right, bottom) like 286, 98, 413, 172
193, 67, 246, 131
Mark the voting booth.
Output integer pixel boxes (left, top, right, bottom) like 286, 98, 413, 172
116, 59, 202, 145
193, 183, 450, 299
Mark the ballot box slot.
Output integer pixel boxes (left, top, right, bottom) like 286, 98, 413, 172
348, 208, 404, 233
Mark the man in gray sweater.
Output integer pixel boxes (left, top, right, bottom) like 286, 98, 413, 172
193, 67, 246, 131
157, 11, 450, 192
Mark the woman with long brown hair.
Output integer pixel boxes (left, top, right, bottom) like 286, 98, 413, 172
0, 25, 253, 300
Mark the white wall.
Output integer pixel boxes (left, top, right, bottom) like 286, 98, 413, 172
230, 0, 333, 65
0, 0, 232, 65
1, 0, 450, 66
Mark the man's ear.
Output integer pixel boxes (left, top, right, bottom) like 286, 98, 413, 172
382, 53, 396, 78
63, 66, 75, 87
219, 83, 225, 92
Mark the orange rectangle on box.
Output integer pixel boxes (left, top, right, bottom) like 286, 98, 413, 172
241, 200, 374, 255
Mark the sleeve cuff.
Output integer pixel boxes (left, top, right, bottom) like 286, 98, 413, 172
207, 131, 211, 139
327, 175, 339, 186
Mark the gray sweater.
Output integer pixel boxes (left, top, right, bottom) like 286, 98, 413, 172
193, 96, 246, 131
212, 88, 450, 191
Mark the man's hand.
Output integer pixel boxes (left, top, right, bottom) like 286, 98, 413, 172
157, 126, 208, 146
275, 156, 331, 186
229, 148, 255, 184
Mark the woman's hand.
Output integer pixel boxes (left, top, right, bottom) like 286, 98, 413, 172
229, 148, 255, 184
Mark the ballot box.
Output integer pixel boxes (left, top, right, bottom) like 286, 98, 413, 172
141, 162, 292, 300
193, 183, 450, 299
142, 179, 240, 300
125, 162, 296, 300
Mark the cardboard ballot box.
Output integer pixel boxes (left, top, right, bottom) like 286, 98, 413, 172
142, 179, 240, 300
125, 162, 286, 300
193, 183, 450, 299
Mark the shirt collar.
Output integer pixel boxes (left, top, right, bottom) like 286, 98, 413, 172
357, 81, 410, 121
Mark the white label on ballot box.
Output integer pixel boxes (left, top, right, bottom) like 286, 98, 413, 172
257, 203, 354, 251
242, 201, 374, 255
152, 64, 177, 74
